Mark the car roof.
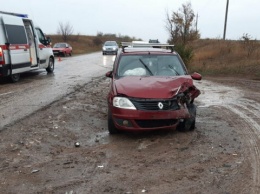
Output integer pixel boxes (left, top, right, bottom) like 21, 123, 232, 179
105, 41, 117, 43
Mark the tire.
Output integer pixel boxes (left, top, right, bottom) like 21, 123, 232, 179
46, 57, 54, 73
10, 73, 20, 83
177, 103, 196, 132
107, 110, 119, 134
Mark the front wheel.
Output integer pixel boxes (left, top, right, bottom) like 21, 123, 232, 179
108, 110, 119, 134
46, 57, 54, 73
177, 103, 196, 132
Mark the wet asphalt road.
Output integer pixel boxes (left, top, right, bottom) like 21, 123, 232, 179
0, 52, 115, 129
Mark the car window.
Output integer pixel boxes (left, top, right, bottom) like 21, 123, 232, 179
117, 55, 186, 77
5, 24, 27, 44
35, 28, 46, 45
54, 43, 66, 48
104, 41, 117, 46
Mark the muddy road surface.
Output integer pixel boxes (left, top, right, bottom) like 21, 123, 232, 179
0, 53, 115, 129
0, 53, 260, 193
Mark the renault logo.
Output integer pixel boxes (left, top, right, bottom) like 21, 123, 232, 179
158, 102, 164, 110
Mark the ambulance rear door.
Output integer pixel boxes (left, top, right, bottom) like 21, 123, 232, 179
2, 15, 31, 74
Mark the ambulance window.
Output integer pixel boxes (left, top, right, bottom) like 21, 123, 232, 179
5, 24, 27, 44
35, 28, 45, 45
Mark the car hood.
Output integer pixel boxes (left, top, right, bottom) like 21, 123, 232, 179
52, 48, 65, 51
114, 76, 200, 99
104, 46, 117, 49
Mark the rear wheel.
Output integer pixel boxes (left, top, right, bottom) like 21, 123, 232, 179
10, 73, 20, 82
46, 57, 54, 73
108, 110, 119, 134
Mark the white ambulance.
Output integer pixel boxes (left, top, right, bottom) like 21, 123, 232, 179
0, 11, 54, 82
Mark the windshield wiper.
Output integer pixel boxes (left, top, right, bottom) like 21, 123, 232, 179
139, 59, 153, 75
168, 65, 180, 76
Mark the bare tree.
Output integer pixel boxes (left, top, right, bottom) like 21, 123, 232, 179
240, 33, 258, 58
165, 2, 199, 45
165, 10, 175, 43
57, 22, 74, 42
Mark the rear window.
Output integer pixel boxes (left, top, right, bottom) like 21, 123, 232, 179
5, 24, 27, 44
54, 43, 66, 48
117, 55, 187, 77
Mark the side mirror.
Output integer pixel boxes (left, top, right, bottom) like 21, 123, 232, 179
106, 71, 113, 78
45, 37, 51, 45
191, 72, 202, 80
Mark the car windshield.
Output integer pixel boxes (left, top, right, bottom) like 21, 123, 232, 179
104, 41, 117, 46
117, 55, 186, 77
54, 43, 66, 48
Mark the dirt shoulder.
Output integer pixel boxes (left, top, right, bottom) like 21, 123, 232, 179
0, 76, 259, 194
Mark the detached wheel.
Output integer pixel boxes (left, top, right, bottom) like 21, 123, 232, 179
46, 57, 54, 73
108, 110, 119, 134
10, 73, 20, 82
177, 103, 196, 132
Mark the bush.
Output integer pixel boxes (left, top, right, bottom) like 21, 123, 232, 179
174, 44, 194, 66
93, 37, 103, 46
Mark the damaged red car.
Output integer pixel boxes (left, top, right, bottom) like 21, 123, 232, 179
105, 42, 202, 134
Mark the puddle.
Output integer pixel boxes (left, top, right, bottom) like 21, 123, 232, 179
197, 80, 242, 107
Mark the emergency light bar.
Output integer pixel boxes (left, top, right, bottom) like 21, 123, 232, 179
0, 11, 28, 18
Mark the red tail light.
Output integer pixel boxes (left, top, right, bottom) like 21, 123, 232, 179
0, 46, 5, 65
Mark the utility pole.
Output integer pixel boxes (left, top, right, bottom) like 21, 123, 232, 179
196, 13, 198, 33
223, 0, 229, 40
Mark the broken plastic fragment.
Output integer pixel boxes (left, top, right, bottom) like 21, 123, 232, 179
31, 169, 39, 173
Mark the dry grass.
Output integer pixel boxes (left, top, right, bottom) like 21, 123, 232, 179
49, 35, 103, 55
48, 35, 260, 80
190, 39, 260, 80
48, 34, 133, 55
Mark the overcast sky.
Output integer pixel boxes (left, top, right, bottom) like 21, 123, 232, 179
2, 0, 260, 43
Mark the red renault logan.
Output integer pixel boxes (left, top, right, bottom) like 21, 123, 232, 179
105, 42, 202, 134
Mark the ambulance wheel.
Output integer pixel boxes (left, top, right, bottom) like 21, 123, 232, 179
10, 73, 20, 82
46, 57, 54, 73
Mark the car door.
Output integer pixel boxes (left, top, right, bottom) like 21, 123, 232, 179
23, 19, 38, 67
35, 27, 49, 68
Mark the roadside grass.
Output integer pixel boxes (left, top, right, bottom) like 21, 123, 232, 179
190, 39, 260, 80
48, 35, 260, 80
49, 34, 135, 55
49, 35, 102, 55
